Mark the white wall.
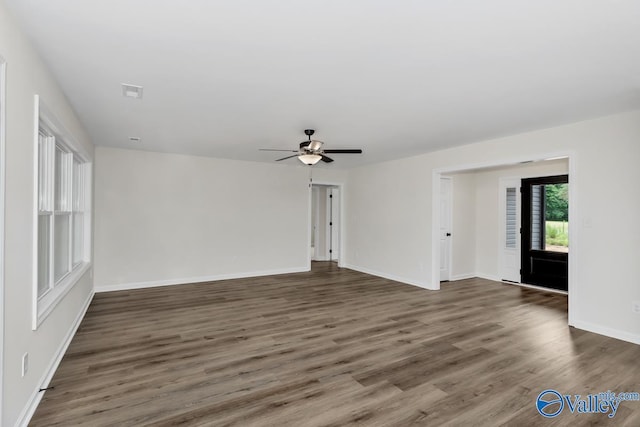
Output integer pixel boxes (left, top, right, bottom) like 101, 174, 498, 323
0, 2, 94, 425
344, 157, 430, 286
94, 147, 346, 290
345, 110, 640, 344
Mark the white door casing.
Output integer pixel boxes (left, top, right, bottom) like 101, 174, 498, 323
329, 187, 340, 261
310, 184, 342, 264
499, 178, 521, 282
310, 186, 319, 260
440, 177, 452, 281
0, 56, 6, 423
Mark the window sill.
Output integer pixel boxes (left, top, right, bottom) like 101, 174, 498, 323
34, 262, 91, 330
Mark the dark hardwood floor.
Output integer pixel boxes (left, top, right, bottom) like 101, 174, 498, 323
30, 262, 640, 426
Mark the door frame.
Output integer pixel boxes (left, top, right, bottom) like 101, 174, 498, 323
498, 177, 521, 283
326, 187, 340, 261
431, 151, 577, 326
0, 55, 7, 422
521, 174, 569, 291
308, 180, 344, 268
310, 186, 320, 260
439, 176, 452, 281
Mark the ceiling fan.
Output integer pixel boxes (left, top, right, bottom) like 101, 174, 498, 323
260, 129, 363, 165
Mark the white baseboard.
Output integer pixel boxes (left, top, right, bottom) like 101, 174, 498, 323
342, 263, 436, 290
476, 274, 568, 295
571, 320, 640, 346
16, 290, 95, 427
476, 274, 636, 345
514, 282, 568, 295
94, 266, 310, 293
449, 273, 476, 281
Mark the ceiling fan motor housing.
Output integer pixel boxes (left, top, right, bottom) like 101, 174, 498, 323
300, 140, 323, 152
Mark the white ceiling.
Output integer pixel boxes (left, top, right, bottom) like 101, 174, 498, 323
6, 0, 640, 168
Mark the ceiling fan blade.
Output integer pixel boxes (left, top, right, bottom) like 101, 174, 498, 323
276, 154, 299, 161
321, 155, 334, 163
323, 149, 363, 154
260, 149, 298, 152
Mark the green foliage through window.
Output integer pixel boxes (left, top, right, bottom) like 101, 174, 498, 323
546, 221, 568, 247
545, 184, 568, 221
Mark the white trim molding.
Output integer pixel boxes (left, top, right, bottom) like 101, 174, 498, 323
0, 55, 7, 426
571, 320, 640, 346
308, 179, 346, 269
32, 95, 94, 330
94, 266, 310, 293
452, 273, 569, 296
35, 263, 91, 328
449, 273, 476, 281
16, 291, 95, 427
342, 263, 436, 291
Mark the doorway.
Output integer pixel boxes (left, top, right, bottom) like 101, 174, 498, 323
432, 152, 576, 324
521, 175, 569, 291
439, 177, 452, 281
311, 184, 340, 263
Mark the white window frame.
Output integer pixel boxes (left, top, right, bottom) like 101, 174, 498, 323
33, 95, 92, 329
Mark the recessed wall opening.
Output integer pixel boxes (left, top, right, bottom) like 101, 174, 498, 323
310, 184, 341, 265
432, 153, 576, 325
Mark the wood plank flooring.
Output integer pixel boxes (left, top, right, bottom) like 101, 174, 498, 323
30, 262, 640, 426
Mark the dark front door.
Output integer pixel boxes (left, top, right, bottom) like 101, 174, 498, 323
521, 175, 569, 291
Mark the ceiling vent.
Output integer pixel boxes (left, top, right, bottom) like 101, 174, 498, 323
122, 83, 143, 99
128, 136, 141, 143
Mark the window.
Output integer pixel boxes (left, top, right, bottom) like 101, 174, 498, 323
505, 187, 517, 249
35, 97, 91, 327
529, 183, 569, 253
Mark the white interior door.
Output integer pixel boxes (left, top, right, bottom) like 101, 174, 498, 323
440, 177, 452, 281
499, 178, 521, 282
329, 188, 339, 261
311, 184, 341, 262
310, 187, 319, 260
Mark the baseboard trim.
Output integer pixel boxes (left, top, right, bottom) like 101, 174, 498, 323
476, 275, 637, 345
449, 273, 476, 281
514, 282, 568, 295
342, 263, 436, 290
16, 290, 95, 427
476, 274, 569, 295
94, 266, 310, 293
571, 320, 640, 346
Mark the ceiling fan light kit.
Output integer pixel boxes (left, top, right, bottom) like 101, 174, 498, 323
260, 129, 363, 166
298, 153, 323, 165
